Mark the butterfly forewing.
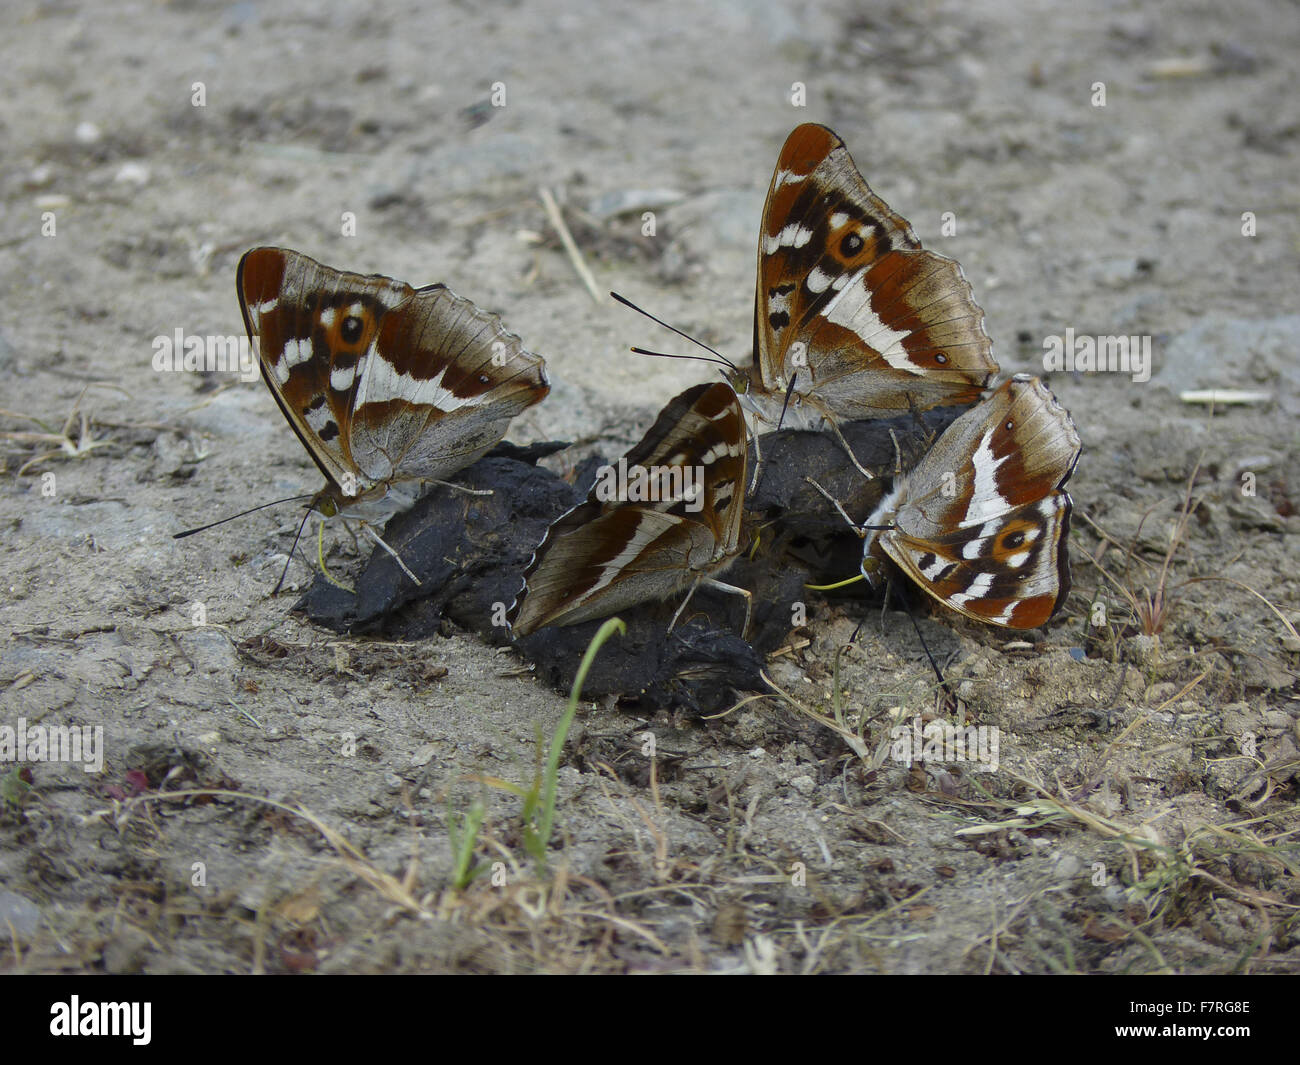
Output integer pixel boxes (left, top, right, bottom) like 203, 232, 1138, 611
868, 374, 1081, 629
239, 247, 408, 491
750, 123, 997, 425
509, 382, 747, 636
237, 247, 549, 510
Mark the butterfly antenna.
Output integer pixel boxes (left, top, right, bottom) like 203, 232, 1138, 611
272, 504, 315, 596
775, 372, 799, 431
629, 346, 735, 376
802, 477, 895, 537
173, 494, 316, 538
611, 291, 740, 374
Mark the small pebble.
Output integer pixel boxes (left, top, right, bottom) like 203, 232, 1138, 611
0, 889, 41, 942
114, 162, 150, 185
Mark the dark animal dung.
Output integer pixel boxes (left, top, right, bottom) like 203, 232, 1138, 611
298, 408, 964, 712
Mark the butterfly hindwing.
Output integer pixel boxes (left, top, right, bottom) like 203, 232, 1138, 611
350, 284, 550, 484
866, 374, 1081, 629
885, 493, 1074, 629
511, 508, 721, 634
509, 382, 747, 636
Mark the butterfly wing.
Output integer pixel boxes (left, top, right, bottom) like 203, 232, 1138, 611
510, 382, 747, 635
238, 247, 410, 496
238, 247, 549, 507
348, 284, 549, 485
751, 124, 997, 424
871, 375, 1081, 628
510, 508, 724, 635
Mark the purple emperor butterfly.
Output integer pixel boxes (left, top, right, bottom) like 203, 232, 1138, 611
238, 247, 550, 519
509, 382, 749, 636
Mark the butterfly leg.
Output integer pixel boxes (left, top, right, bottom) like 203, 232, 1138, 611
344, 520, 362, 555
358, 522, 423, 586
824, 416, 875, 482
887, 428, 904, 478
878, 571, 894, 633
670, 576, 753, 639
667, 576, 703, 635
748, 428, 765, 495
702, 578, 753, 640
904, 392, 939, 451
421, 478, 493, 498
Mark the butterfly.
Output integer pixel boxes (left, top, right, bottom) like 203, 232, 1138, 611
738, 123, 998, 434
861, 374, 1082, 629
509, 382, 749, 637
237, 246, 550, 520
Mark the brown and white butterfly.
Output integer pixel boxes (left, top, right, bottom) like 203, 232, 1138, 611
861, 374, 1081, 629
237, 246, 550, 521
739, 123, 997, 433
509, 382, 749, 637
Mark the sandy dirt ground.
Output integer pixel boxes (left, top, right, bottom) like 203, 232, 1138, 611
1, 0, 1297, 974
